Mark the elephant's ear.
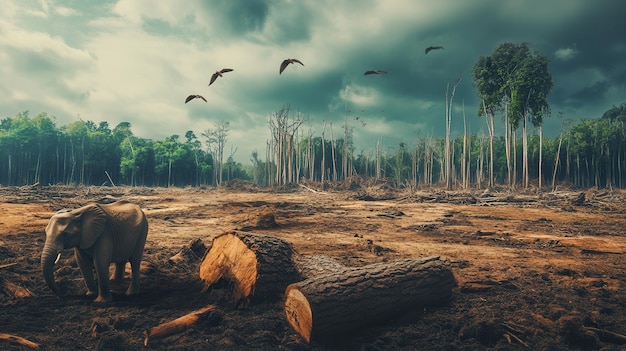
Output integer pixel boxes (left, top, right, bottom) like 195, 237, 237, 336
75, 204, 107, 249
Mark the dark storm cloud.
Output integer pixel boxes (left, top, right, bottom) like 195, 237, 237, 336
3, 0, 626, 163
204, 0, 270, 35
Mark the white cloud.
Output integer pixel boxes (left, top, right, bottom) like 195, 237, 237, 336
554, 47, 579, 61
55, 6, 79, 16
339, 84, 382, 107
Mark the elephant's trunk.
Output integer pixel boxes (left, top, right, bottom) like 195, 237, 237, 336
41, 244, 62, 297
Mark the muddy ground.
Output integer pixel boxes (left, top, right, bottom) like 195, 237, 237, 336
0, 182, 625, 350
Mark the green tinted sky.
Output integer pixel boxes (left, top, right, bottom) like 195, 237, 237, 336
1, 0, 625, 162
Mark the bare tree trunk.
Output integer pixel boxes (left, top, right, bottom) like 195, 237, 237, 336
321, 121, 326, 184
523, 113, 529, 188
445, 74, 461, 190
462, 101, 468, 189
539, 124, 543, 189
513, 130, 517, 188
412, 142, 418, 189
376, 138, 382, 180
330, 120, 337, 181
505, 102, 512, 186
551, 129, 563, 191
482, 100, 495, 188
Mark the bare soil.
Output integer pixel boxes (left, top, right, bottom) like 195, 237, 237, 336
1, 183, 625, 350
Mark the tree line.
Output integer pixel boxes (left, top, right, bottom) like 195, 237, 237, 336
2, 42, 626, 190
2, 102, 625, 190
0, 112, 248, 187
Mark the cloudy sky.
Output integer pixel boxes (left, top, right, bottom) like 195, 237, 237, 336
1, 0, 625, 163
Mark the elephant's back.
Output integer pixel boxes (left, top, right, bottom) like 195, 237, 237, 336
102, 201, 147, 228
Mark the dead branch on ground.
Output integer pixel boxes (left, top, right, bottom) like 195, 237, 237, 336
144, 305, 219, 346
0, 333, 40, 350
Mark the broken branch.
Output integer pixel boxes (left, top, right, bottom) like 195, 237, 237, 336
0, 263, 17, 269
144, 305, 218, 346
583, 326, 626, 344
0, 333, 40, 350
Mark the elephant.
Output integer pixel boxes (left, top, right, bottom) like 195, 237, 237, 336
41, 200, 148, 303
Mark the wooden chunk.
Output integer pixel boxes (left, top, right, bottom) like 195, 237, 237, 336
144, 305, 218, 346
199, 231, 301, 303
284, 256, 456, 343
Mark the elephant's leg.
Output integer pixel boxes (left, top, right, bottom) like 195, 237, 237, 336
126, 258, 141, 296
75, 249, 97, 296
126, 232, 147, 296
93, 253, 113, 303
112, 262, 125, 282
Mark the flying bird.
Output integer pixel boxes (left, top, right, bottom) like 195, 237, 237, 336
425, 46, 444, 54
209, 68, 234, 86
279, 58, 304, 74
185, 95, 207, 103
364, 70, 388, 75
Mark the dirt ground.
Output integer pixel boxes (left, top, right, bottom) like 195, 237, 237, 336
1, 182, 625, 350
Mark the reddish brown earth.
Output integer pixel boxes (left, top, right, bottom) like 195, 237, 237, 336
1, 183, 625, 350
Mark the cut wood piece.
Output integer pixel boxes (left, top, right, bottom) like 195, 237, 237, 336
0, 333, 40, 349
144, 305, 219, 346
284, 256, 456, 343
199, 231, 301, 303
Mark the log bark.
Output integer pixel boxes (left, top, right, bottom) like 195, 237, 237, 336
143, 305, 219, 346
0, 333, 40, 350
199, 231, 301, 303
292, 254, 346, 279
284, 256, 456, 343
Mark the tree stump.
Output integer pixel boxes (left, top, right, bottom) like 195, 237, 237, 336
284, 256, 456, 343
198, 231, 301, 303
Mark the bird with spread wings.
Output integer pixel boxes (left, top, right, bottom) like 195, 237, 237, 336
279, 58, 304, 74
185, 95, 207, 103
209, 68, 234, 86
364, 70, 388, 75
425, 46, 444, 54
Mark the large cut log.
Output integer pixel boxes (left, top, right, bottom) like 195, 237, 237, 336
284, 256, 456, 343
199, 231, 301, 303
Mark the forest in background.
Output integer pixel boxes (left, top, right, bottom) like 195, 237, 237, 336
2, 42, 626, 190
1, 102, 625, 190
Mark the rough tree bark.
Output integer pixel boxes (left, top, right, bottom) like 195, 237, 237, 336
198, 231, 301, 303
283, 256, 456, 343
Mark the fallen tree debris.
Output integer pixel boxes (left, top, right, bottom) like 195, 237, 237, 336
0, 263, 17, 269
199, 231, 301, 303
583, 326, 626, 345
0, 276, 33, 298
143, 305, 219, 346
283, 256, 456, 343
0, 333, 40, 350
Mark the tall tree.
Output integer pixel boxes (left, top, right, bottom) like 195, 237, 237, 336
473, 42, 553, 188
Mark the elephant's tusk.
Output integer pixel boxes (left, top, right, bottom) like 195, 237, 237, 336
54, 252, 61, 264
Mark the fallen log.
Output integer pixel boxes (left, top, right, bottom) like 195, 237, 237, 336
0, 333, 40, 350
143, 305, 219, 346
284, 256, 456, 343
199, 231, 301, 303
